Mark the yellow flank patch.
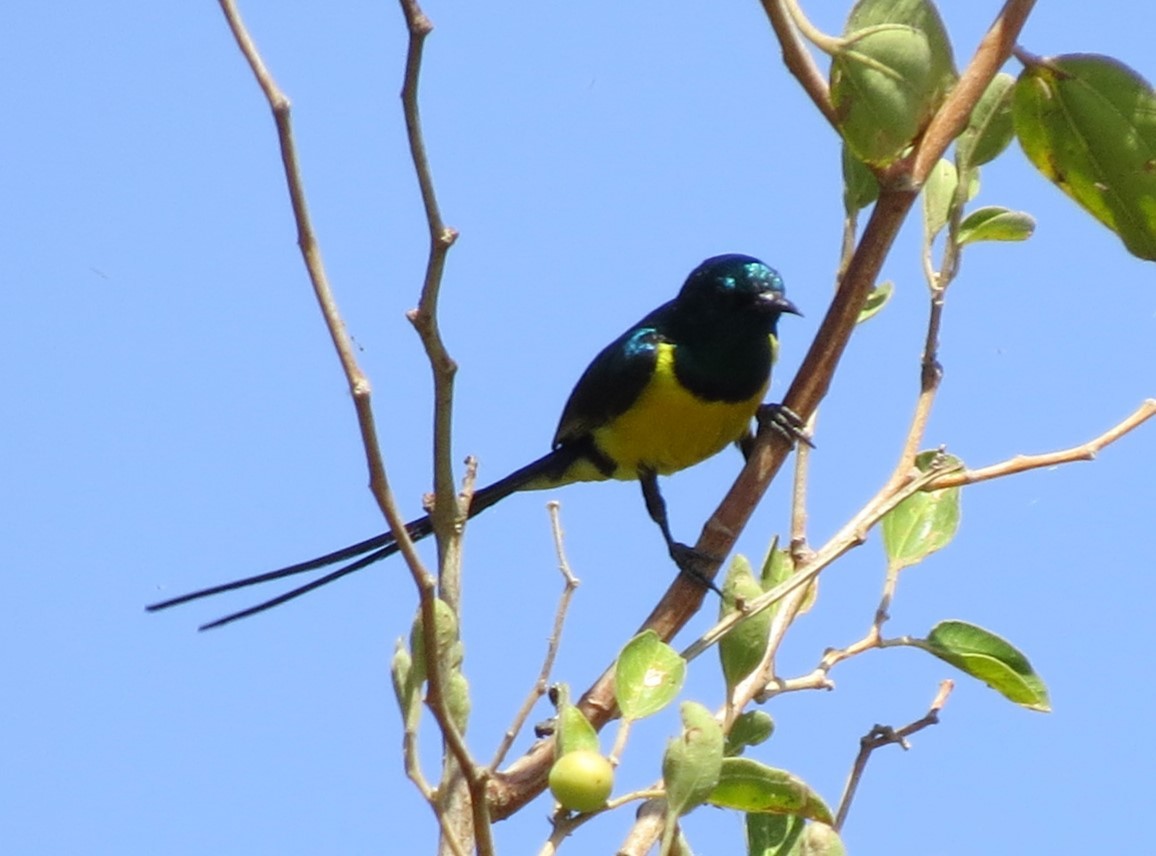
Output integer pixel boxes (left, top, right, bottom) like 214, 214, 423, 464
591, 342, 766, 479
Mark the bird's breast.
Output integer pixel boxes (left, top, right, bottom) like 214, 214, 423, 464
591, 342, 767, 478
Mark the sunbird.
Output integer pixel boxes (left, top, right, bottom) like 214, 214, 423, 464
149, 254, 802, 629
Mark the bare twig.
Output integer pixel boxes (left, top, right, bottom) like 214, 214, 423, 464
929, 399, 1156, 489
900, 159, 970, 477
780, 0, 845, 55
773, 398, 1156, 698
789, 413, 816, 557
401, 692, 433, 800
616, 798, 667, 856
488, 502, 580, 771
433, 816, 469, 856
607, 719, 633, 767
391, 3, 492, 853
683, 461, 954, 666
217, 0, 425, 576
724, 384, 1151, 720
217, 1, 481, 848
899, 283, 948, 473
834, 680, 955, 831
662, 393, 1154, 825
760, 0, 838, 128
397, 0, 463, 606
539, 789, 666, 856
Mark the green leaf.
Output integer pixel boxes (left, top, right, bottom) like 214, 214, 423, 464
747, 813, 805, 856
880, 450, 962, 571
842, 143, 879, 214
614, 630, 686, 720
747, 816, 846, 856
923, 158, 958, 242
719, 555, 773, 693
409, 598, 460, 685
389, 638, 420, 726
831, 0, 956, 166
857, 280, 893, 323
957, 206, 1036, 244
663, 702, 725, 819
800, 822, 847, 856
845, 0, 956, 79
830, 25, 936, 166
957, 72, 1017, 171
845, 0, 956, 102
725, 710, 775, 757
555, 698, 601, 756
1014, 53, 1156, 261
446, 670, 471, 733
924, 620, 1051, 711
963, 166, 980, 202
707, 758, 833, 824
765, 540, 817, 616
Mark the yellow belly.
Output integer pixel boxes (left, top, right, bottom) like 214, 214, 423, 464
590, 342, 766, 479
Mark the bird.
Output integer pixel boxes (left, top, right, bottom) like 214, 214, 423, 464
148, 254, 802, 629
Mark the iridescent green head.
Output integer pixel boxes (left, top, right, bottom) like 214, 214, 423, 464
677, 254, 800, 322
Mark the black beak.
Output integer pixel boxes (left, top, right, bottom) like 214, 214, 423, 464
762, 292, 801, 317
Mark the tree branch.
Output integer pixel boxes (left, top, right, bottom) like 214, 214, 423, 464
929, 399, 1156, 489
397, 0, 463, 608
488, 0, 1036, 820
217, 0, 423, 571
760, 0, 838, 128
833, 680, 955, 831
488, 502, 580, 771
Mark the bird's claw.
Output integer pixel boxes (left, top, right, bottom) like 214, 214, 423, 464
669, 542, 723, 595
757, 403, 815, 448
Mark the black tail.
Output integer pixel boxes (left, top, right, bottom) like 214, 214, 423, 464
147, 445, 584, 630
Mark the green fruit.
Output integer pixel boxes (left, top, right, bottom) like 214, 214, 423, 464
548, 750, 614, 813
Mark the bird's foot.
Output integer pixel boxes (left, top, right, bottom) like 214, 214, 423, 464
669, 542, 723, 595
757, 403, 815, 449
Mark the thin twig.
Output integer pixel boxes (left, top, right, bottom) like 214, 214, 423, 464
392, 3, 492, 853
397, 0, 462, 606
216, 1, 478, 847
700, 390, 1153, 726
789, 413, 816, 557
770, 398, 1156, 696
540, 789, 667, 856
683, 461, 954, 665
617, 799, 667, 856
725, 456, 947, 714
780, 0, 844, 55
432, 814, 470, 856
488, 502, 580, 771
760, 0, 837, 128
216, 0, 422, 573
402, 689, 433, 800
736, 396, 1153, 707
721, 425, 819, 724
898, 280, 947, 473
833, 680, 954, 831
910, 1, 1037, 183
607, 719, 633, 767
929, 399, 1156, 489
899, 162, 969, 475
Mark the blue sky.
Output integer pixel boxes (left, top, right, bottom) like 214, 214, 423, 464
4, 3, 1155, 854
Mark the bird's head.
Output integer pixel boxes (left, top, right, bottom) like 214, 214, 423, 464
678, 254, 800, 322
